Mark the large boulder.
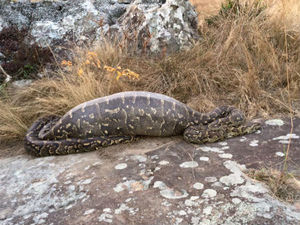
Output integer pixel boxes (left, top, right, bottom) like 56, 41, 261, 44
0, 0, 130, 47
0, 0, 199, 83
0, 0, 199, 51
115, 0, 199, 53
0, 0, 131, 82
0, 118, 300, 224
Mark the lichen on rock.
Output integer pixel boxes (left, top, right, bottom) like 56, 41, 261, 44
116, 0, 199, 53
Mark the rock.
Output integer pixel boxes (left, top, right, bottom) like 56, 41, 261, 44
0, 0, 199, 54
0, 118, 300, 224
0, 0, 129, 47
0, 0, 129, 82
0, 0, 199, 83
0, 0, 199, 84
0, 52, 5, 60
11, 79, 33, 88
0, 52, 6, 83
115, 0, 199, 53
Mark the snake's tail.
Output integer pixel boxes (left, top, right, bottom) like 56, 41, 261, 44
24, 116, 135, 157
225, 121, 262, 139
183, 121, 262, 144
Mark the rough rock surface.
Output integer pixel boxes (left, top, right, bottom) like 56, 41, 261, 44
0, 0, 130, 47
116, 0, 199, 53
0, 118, 300, 225
0, 0, 199, 52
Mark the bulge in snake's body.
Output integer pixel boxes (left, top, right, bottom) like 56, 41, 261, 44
26, 91, 261, 156
39, 92, 208, 140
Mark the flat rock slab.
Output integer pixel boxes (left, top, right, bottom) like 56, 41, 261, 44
0, 118, 300, 225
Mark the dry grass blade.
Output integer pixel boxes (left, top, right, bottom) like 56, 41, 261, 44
247, 168, 300, 203
0, 102, 28, 141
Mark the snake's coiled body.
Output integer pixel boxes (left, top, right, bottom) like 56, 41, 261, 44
25, 91, 261, 156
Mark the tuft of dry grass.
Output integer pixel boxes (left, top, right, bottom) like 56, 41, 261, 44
0, 101, 28, 140
133, 0, 300, 114
247, 168, 300, 203
190, 0, 225, 23
0, 0, 300, 142
265, 0, 300, 32
191, 0, 300, 33
0, 42, 138, 141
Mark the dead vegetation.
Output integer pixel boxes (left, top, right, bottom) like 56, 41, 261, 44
247, 168, 300, 203
0, 0, 300, 142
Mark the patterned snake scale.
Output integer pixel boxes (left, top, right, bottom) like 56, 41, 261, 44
25, 91, 261, 156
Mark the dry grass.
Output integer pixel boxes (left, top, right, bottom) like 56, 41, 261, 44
191, 0, 300, 32
134, 0, 300, 114
247, 168, 300, 203
190, 0, 225, 22
0, 45, 137, 141
265, 0, 300, 32
0, 0, 300, 142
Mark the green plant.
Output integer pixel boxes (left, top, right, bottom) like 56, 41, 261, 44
22, 64, 38, 79
221, 0, 235, 11
0, 83, 7, 95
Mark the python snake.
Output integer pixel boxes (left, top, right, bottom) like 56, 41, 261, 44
24, 91, 261, 156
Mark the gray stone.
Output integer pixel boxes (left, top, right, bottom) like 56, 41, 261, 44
0, 52, 5, 60
0, 0, 128, 46
0, 118, 300, 224
11, 79, 33, 88
0, 0, 199, 53
116, 0, 199, 53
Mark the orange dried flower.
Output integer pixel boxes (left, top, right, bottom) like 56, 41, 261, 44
77, 68, 84, 76
61, 60, 72, 67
